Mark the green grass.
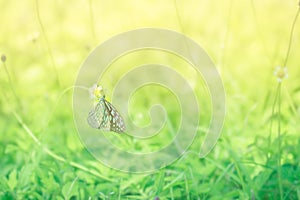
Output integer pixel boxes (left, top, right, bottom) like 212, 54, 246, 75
1, 0, 300, 199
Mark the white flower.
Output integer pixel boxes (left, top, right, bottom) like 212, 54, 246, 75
274, 66, 288, 82
89, 84, 104, 100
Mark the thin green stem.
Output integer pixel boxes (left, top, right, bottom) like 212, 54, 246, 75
269, 84, 280, 139
219, 0, 233, 69
173, 0, 184, 34
277, 82, 283, 200
65, 176, 78, 198
283, 7, 300, 67
235, 162, 247, 194
170, 187, 174, 200
173, 0, 193, 59
35, 0, 61, 87
89, 0, 97, 43
2, 61, 21, 109
118, 178, 122, 200
184, 174, 190, 200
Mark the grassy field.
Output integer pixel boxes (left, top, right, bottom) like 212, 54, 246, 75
1, 0, 300, 199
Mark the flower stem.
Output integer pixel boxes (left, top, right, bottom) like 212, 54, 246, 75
283, 7, 300, 67
88, 0, 97, 43
2, 59, 22, 109
35, 0, 61, 88
277, 82, 283, 200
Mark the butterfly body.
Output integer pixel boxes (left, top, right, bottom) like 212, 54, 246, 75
87, 94, 125, 133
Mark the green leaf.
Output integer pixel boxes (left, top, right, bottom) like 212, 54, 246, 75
0, 177, 10, 191
154, 169, 165, 195
62, 180, 79, 199
7, 170, 17, 191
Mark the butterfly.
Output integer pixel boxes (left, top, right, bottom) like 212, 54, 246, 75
87, 85, 125, 133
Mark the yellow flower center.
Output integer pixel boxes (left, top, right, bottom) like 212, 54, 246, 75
277, 69, 285, 79
94, 85, 104, 99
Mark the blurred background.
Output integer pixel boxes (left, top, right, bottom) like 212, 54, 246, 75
1, 0, 300, 199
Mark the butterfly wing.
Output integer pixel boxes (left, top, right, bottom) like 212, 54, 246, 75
103, 100, 126, 133
87, 99, 110, 131
87, 97, 125, 133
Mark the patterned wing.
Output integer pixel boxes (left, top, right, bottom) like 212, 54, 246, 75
87, 97, 125, 133
87, 99, 110, 131
103, 99, 126, 133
